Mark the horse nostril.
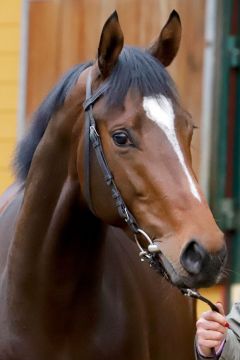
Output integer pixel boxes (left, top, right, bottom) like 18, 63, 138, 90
180, 240, 208, 275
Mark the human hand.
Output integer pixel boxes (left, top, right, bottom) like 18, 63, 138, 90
196, 302, 229, 357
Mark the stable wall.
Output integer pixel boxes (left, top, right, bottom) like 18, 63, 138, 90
0, 0, 21, 193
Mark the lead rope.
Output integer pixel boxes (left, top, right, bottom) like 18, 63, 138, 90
181, 288, 230, 359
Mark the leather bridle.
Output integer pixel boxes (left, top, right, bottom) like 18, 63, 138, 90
82, 72, 224, 359
82, 71, 170, 278
83, 72, 138, 234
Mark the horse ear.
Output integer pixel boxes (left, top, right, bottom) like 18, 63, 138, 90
148, 10, 181, 67
98, 11, 124, 77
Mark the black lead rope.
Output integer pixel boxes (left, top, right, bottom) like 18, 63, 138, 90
181, 288, 220, 312
181, 288, 224, 359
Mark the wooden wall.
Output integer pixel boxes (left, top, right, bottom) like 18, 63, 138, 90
27, 0, 206, 176
0, 0, 21, 193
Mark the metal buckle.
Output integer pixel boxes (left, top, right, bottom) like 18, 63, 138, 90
181, 288, 220, 313
90, 125, 100, 147
122, 207, 130, 223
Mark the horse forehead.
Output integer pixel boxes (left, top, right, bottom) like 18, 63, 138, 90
143, 94, 201, 202
95, 90, 142, 120
142, 95, 175, 129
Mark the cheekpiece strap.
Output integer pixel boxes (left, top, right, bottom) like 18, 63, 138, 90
83, 71, 138, 234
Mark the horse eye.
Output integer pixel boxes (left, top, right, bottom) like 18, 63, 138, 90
112, 132, 130, 146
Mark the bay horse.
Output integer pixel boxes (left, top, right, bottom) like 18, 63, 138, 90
0, 11, 226, 360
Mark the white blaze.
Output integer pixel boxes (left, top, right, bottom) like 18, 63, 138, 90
143, 95, 201, 202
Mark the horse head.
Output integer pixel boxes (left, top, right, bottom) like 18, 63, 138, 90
68, 11, 226, 289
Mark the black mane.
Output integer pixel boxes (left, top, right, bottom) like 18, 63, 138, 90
15, 47, 178, 181
105, 46, 178, 107
15, 62, 92, 180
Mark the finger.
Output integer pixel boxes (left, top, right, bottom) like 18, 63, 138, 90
196, 329, 226, 342
224, 321, 230, 328
199, 310, 227, 326
196, 318, 227, 334
197, 338, 223, 349
215, 302, 230, 328
216, 302, 225, 316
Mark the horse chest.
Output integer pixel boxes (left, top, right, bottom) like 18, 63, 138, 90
0, 194, 195, 360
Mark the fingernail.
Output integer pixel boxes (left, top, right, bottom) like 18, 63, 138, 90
224, 321, 230, 328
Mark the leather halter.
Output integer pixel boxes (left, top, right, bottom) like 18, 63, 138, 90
82, 71, 170, 275
82, 73, 224, 354
83, 72, 138, 234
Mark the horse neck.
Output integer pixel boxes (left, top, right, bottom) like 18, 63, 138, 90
5, 109, 107, 316
38, 178, 105, 291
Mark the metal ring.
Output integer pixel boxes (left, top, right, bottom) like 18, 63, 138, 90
134, 228, 153, 257
136, 228, 154, 245
134, 235, 145, 254
134, 228, 161, 255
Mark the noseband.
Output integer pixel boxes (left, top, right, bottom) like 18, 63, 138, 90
82, 71, 168, 276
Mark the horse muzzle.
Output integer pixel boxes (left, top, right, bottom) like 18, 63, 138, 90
159, 241, 227, 289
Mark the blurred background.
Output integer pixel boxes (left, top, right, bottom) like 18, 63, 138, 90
0, 0, 239, 315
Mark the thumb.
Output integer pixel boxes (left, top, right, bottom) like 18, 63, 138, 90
216, 302, 225, 316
